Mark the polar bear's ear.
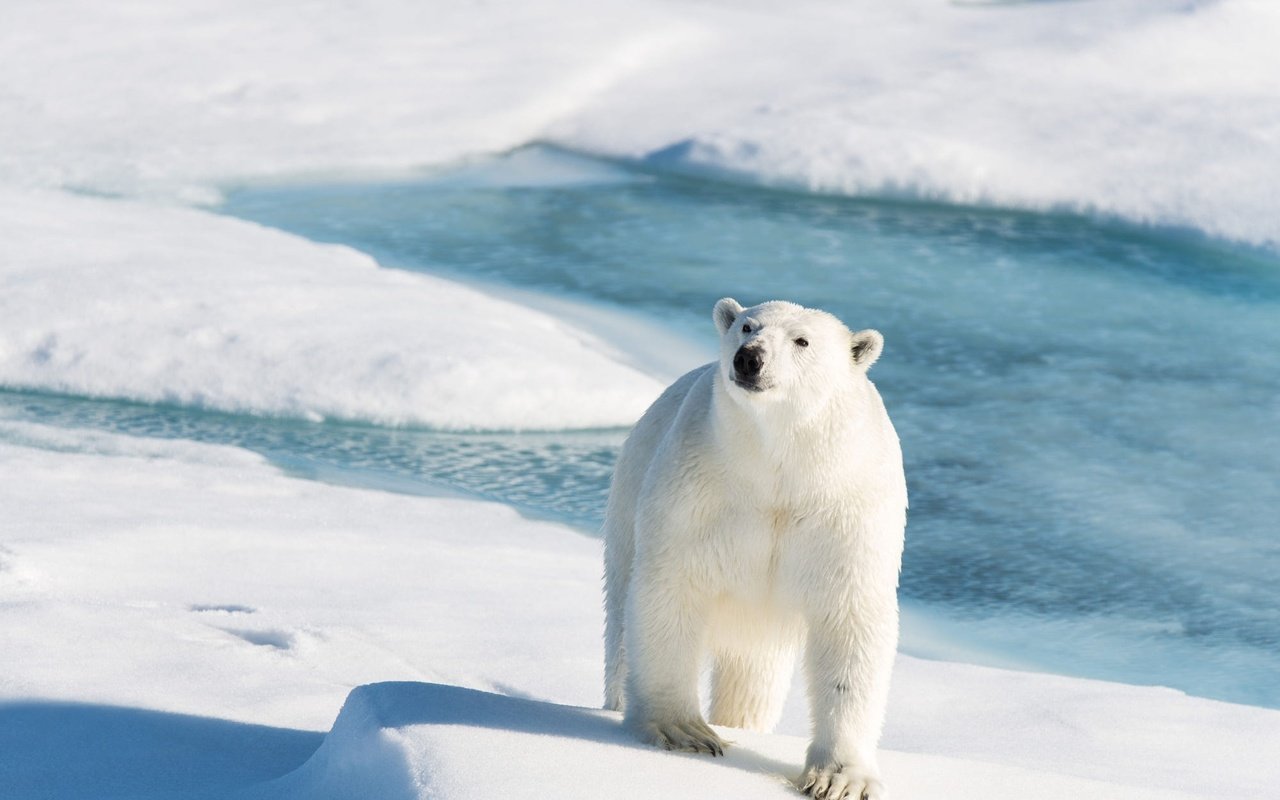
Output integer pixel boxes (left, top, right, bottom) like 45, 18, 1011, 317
851, 329, 884, 370
713, 297, 744, 335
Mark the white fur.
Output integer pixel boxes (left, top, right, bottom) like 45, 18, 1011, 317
603, 298, 907, 800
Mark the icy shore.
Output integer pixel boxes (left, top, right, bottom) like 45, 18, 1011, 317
3, 0, 1278, 421
0, 189, 665, 430
3, 0, 1278, 244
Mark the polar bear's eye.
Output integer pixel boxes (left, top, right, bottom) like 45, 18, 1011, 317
794, 337, 809, 347
742, 324, 751, 333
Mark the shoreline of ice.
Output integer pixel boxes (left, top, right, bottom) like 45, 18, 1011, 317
3, 0, 1278, 426
4, 0, 1278, 246
0, 187, 669, 432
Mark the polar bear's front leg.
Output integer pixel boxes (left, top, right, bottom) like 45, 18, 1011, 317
799, 596, 898, 800
623, 573, 726, 756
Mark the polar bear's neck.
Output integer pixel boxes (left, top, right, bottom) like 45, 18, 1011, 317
711, 373, 883, 467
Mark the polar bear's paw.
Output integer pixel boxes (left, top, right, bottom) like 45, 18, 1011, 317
798, 763, 885, 800
636, 716, 727, 756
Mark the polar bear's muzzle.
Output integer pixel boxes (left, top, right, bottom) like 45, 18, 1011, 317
731, 344, 768, 392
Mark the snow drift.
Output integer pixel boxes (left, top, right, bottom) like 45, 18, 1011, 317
261, 681, 1214, 800
0, 189, 665, 430
1, 0, 1278, 245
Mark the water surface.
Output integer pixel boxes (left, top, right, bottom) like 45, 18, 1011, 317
6, 146, 1276, 707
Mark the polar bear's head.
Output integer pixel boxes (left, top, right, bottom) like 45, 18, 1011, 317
713, 297, 883, 408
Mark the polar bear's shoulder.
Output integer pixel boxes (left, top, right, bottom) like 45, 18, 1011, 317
636, 362, 717, 428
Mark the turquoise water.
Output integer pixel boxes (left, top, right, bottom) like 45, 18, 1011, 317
5, 147, 1277, 707
0, 389, 621, 529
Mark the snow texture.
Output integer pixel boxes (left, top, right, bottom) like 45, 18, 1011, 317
0, 189, 665, 430
1, 0, 1277, 244
256, 682, 1203, 800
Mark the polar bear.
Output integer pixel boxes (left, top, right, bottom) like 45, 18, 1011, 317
603, 298, 906, 800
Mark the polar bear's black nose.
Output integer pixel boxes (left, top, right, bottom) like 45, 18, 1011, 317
733, 345, 764, 378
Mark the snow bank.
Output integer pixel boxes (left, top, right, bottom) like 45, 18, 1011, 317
0, 419, 608, 738
261, 682, 806, 800
2, 423, 1278, 798
561, 0, 1280, 246
0, 189, 665, 430
264, 681, 1199, 800
2, 0, 1277, 244
0, 0, 695, 203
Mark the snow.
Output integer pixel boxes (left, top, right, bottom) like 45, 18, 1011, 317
561, 0, 1280, 246
0, 0, 692, 203
0, 188, 666, 430
2, 423, 1278, 799
258, 682, 1199, 800
1, 0, 1277, 244
0, 420, 606, 724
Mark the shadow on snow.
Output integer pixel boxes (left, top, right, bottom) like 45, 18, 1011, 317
0, 700, 322, 799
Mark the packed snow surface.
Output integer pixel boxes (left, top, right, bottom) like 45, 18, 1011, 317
0, 189, 666, 430
2, 423, 1278, 799
261, 682, 1204, 800
1, 0, 1278, 244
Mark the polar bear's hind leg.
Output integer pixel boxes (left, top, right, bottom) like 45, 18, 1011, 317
709, 647, 796, 731
708, 615, 798, 731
